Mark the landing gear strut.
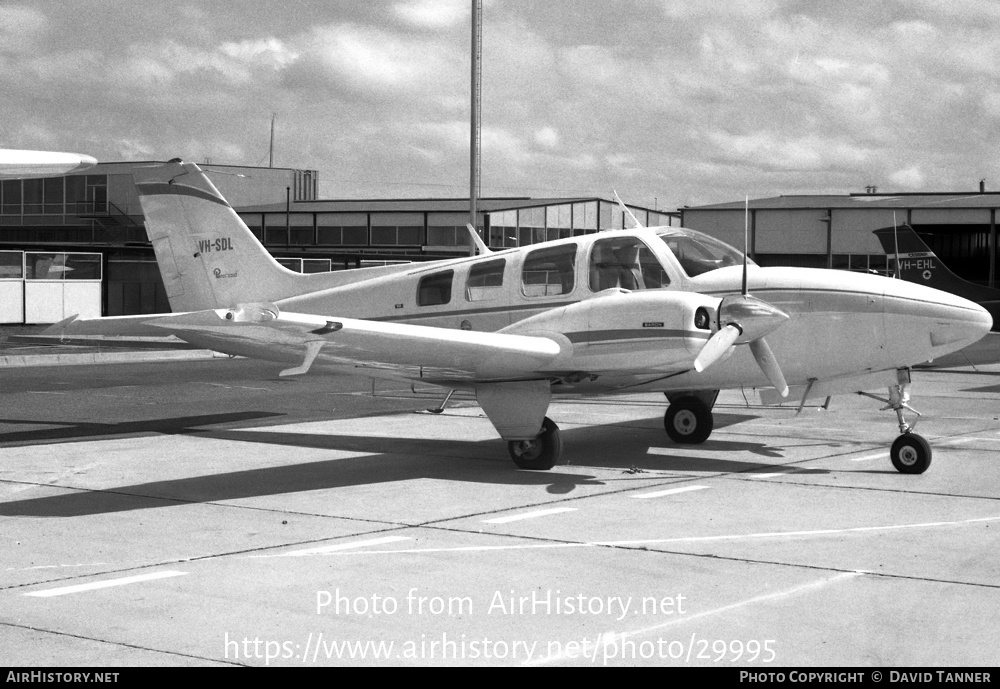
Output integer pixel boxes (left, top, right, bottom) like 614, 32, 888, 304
860, 369, 932, 474
508, 417, 562, 470
664, 395, 715, 444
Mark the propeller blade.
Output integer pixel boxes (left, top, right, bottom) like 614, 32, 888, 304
694, 324, 741, 372
750, 337, 788, 397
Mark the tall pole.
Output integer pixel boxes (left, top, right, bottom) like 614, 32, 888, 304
269, 114, 276, 168
470, 0, 481, 248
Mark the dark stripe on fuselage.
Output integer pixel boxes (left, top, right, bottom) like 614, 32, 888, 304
135, 182, 231, 207
565, 329, 709, 345
368, 300, 579, 323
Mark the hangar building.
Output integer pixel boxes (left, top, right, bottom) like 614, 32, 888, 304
681, 190, 999, 288
0, 161, 674, 322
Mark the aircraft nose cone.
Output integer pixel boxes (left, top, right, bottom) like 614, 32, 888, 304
921, 296, 992, 360
882, 279, 992, 363
931, 300, 992, 348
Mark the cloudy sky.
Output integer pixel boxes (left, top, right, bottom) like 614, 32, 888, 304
2, 0, 999, 209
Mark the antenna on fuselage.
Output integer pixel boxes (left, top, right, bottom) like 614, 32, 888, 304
465, 223, 491, 255
613, 190, 644, 229
742, 195, 749, 295
892, 211, 901, 279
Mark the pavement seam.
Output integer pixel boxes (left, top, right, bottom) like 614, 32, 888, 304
0, 619, 246, 666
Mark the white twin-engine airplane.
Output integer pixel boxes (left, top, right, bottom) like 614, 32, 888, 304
49, 160, 992, 474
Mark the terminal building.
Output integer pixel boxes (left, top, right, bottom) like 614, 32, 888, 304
1, 160, 997, 322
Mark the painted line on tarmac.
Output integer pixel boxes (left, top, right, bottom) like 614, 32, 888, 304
274, 535, 412, 557
630, 485, 710, 499
850, 452, 889, 462
310, 515, 1000, 558
524, 571, 862, 666
24, 571, 188, 598
484, 507, 578, 524
939, 437, 1000, 446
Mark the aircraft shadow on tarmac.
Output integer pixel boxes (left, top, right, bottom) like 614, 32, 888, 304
0, 411, 828, 518
0, 411, 285, 445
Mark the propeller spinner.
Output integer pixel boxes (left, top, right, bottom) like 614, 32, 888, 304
693, 294, 790, 397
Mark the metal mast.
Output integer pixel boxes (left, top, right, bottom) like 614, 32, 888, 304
470, 0, 482, 245
269, 113, 276, 168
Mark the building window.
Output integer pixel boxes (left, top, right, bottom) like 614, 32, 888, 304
417, 270, 454, 306
522, 244, 576, 297
371, 213, 423, 246
0, 251, 23, 278
489, 210, 517, 248
427, 212, 479, 248
25, 252, 101, 280
466, 258, 505, 301
2, 180, 22, 215
316, 213, 369, 245
23, 179, 43, 215
264, 213, 313, 246
518, 207, 545, 246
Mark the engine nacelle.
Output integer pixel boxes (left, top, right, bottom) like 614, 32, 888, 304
502, 290, 721, 372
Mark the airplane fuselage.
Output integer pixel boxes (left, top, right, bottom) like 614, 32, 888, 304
265, 228, 991, 395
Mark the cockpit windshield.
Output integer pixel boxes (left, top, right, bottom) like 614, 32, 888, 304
656, 227, 753, 277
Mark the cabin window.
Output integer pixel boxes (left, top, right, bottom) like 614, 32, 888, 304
589, 237, 671, 291
466, 258, 506, 302
522, 244, 577, 297
417, 270, 454, 306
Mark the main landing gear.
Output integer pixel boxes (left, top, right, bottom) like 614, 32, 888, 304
508, 417, 561, 470
663, 391, 719, 445
861, 371, 931, 474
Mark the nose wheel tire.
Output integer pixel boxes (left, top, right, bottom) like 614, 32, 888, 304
664, 397, 714, 445
508, 417, 561, 470
890, 433, 932, 474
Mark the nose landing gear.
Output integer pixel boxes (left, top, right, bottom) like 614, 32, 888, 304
859, 369, 932, 474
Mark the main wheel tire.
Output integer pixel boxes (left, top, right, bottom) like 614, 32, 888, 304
664, 397, 714, 444
890, 433, 932, 474
508, 417, 561, 470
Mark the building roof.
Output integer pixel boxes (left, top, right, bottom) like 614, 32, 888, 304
240, 197, 668, 214
687, 192, 1000, 211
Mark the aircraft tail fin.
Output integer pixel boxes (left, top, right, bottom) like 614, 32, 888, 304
872, 225, 977, 294
134, 160, 414, 312
135, 160, 306, 311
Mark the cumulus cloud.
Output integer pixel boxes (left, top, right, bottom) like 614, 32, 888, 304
393, 0, 469, 29
889, 166, 925, 189
299, 23, 462, 96
534, 127, 560, 148
0, 5, 48, 53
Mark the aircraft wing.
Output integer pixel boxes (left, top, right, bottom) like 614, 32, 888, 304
46, 306, 564, 383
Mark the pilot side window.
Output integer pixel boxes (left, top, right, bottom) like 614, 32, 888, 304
589, 237, 671, 292
465, 258, 506, 302
522, 244, 577, 297
417, 270, 454, 306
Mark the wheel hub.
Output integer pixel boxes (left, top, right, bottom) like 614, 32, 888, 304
673, 409, 697, 435
897, 445, 919, 466
512, 439, 542, 460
